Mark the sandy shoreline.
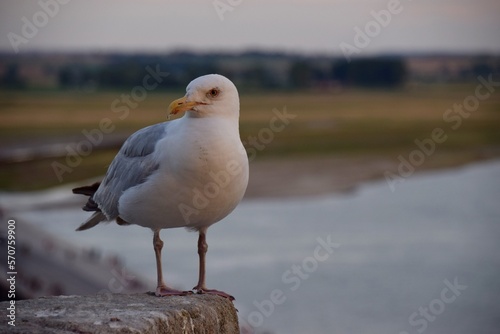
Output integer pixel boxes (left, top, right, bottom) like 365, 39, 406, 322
244, 150, 500, 198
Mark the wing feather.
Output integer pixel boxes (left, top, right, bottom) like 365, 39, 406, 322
93, 122, 167, 219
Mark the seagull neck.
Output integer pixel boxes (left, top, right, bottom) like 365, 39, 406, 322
185, 111, 240, 124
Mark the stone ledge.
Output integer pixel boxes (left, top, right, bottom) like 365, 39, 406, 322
2, 293, 239, 333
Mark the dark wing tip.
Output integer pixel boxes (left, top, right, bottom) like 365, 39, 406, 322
73, 182, 102, 213
82, 198, 100, 212
76, 212, 105, 231
72, 182, 101, 196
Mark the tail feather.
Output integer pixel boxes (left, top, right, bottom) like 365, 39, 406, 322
73, 181, 102, 213
76, 212, 106, 231
73, 181, 105, 231
72, 182, 101, 196
82, 198, 99, 212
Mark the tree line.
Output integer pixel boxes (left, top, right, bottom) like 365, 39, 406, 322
2, 51, 496, 91
60, 56, 408, 90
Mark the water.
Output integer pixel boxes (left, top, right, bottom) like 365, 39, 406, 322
2, 159, 500, 333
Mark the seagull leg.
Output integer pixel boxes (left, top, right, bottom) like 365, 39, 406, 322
193, 227, 234, 300
153, 230, 189, 297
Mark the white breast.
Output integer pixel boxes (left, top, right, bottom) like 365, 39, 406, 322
118, 116, 249, 231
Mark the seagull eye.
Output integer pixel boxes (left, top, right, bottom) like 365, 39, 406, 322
207, 88, 220, 98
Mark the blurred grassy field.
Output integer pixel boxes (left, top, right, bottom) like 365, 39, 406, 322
1, 83, 499, 191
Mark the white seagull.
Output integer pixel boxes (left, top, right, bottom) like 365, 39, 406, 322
73, 74, 249, 299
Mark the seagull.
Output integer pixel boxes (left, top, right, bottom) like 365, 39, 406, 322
73, 74, 249, 300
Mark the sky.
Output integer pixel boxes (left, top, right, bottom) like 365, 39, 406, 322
0, 0, 499, 55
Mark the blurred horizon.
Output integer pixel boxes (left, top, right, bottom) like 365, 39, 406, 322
2, 51, 499, 91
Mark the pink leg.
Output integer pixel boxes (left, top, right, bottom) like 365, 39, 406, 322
193, 228, 234, 301
153, 230, 190, 297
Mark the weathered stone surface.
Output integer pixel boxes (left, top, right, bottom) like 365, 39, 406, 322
3, 293, 239, 333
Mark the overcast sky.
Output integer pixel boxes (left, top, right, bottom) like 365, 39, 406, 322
0, 0, 499, 55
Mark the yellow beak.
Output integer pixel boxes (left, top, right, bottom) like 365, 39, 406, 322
168, 96, 201, 116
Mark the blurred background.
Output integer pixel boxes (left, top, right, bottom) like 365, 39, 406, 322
1, 1, 499, 333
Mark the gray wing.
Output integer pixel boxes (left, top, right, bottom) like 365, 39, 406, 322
93, 122, 167, 219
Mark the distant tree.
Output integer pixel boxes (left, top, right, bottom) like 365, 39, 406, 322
243, 65, 280, 89
1, 64, 25, 88
58, 67, 72, 87
58, 65, 98, 89
183, 62, 219, 82
99, 62, 144, 87
289, 61, 313, 88
472, 62, 493, 78
332, 57, 407, 88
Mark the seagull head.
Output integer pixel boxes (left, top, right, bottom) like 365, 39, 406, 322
168, 74, 239, 119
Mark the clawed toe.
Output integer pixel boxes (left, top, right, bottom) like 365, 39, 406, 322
193, 286, 235, 301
